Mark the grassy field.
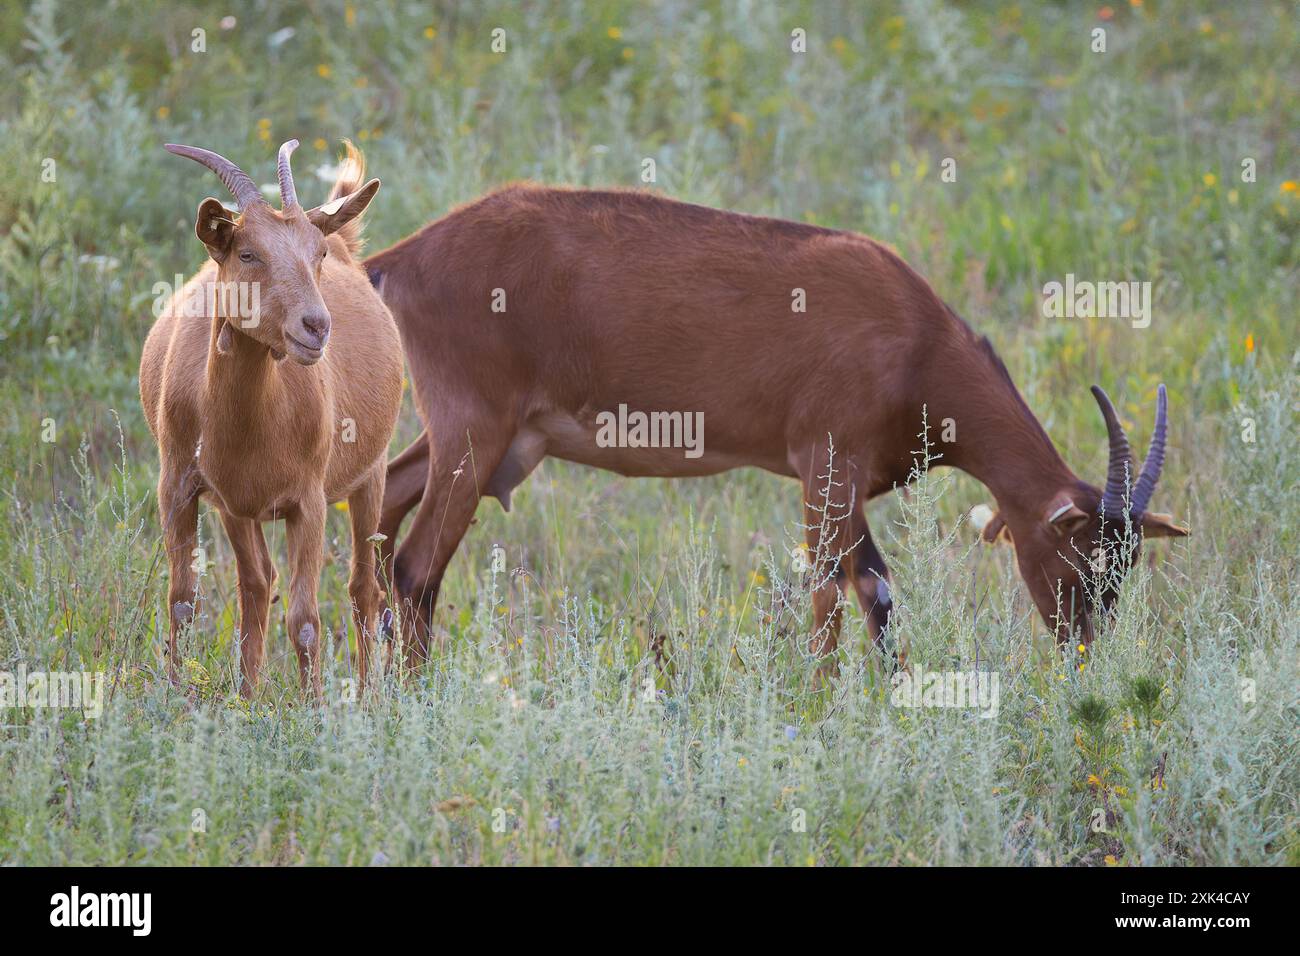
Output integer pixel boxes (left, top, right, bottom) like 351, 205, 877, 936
0, 0, 1296, 865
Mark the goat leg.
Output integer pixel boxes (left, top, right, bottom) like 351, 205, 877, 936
218, 511, 274, 698
285, 489, 327, 699
346, 460, 386, 694
158, 459, 202, 687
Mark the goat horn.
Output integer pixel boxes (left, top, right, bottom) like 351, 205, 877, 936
1090, 385, 1133, 519
164, 143, 265, 211
1129, 384, 1168, 516
277, 139, 300, 210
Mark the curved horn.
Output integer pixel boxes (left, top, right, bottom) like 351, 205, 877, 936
277, 139, 300, 210
1130, 384, 1168, 516
1091, 385, 1133, 519
164, 143, 265, 211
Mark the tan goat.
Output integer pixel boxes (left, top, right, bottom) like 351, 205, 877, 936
140, 140, 403, 696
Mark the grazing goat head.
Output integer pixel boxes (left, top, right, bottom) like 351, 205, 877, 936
982, 384, 1188, 642
164, 139, 380, 365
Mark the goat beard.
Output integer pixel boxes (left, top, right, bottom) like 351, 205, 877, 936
215, 320, 234, 355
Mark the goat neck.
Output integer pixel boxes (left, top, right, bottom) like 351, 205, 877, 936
924, 332, 1079, 523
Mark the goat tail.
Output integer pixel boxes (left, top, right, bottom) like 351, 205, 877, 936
329, 139, 368, 257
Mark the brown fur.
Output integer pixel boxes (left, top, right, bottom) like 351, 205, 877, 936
327, 140, 369, 258
366, 185, 1185, 667
140, 143, 402, 696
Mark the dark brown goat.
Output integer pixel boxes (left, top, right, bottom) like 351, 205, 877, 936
365, 186, 1187, 667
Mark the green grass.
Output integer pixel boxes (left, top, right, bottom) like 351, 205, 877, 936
0, 0, 1296, 865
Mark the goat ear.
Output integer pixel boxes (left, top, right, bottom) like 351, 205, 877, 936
195, 198, 235, 261
970, 503, 1010, 544
307, 178, 380, 237
982, 514, 1011, 544
1140, 511, 1189, 538
1044, 493, 1090, 537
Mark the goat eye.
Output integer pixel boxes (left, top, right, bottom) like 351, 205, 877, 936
239, 251, 256, 264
